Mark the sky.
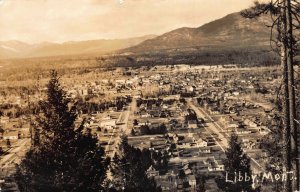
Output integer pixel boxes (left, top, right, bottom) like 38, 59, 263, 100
0, 0, 264, 44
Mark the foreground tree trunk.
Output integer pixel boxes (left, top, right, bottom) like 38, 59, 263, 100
281, 2, 292, 192
285, 0, 298, 190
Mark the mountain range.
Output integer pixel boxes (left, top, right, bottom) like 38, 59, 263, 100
0, 12, 272, 59
0, 35, 156, 59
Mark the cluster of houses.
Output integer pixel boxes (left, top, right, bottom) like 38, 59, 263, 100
146, 155, 224, 191
0, 116, 30, 150
64, 78, 137, 99
0, 95, 22, 107
132, 98, 206, 136
124, 66, 281, 191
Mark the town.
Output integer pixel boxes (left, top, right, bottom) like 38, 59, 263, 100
0, 64, 280, 191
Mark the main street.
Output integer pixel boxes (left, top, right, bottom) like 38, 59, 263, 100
187, 98, 264, 173
106, 97, 136, 159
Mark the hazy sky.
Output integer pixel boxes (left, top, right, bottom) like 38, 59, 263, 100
0, 0, 262, 43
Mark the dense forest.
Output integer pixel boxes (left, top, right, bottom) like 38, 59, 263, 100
99, 46, 279, 68
0, 45, 280, 82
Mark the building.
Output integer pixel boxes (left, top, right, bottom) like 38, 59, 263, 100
188, 175, 197, 190
3, 131, 19, 140
187, 120, 198, 129
100, 119, 117, 129
146, 165, 159, 177
0, 116, 9, 124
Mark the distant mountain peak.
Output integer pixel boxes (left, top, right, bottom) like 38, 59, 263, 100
125, 12, 271, 53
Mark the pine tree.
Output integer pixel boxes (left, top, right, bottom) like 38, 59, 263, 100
217, 134, 254, 192
110, 136, 161, 192
242, 1, 300, 190
15, 70, 109, 192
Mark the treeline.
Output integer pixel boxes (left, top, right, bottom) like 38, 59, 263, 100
137, 124, 167, 135
76, 96, 132, 114
136, 98, 176, 108
97, 47, 280, 68
0, 86, 36, 97
0, 104, 27, 118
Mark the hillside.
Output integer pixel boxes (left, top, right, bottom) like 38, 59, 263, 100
124, 12, 271, 53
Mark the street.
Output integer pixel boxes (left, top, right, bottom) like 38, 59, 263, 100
187, 99, 265, 173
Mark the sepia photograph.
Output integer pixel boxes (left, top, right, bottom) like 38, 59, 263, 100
0, 0, 300, 191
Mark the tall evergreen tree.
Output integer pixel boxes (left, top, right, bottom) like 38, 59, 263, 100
110, 136, 161, 192
217, 134, 254, 192
242, 1, 300, 191
15, 70, 109, 192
